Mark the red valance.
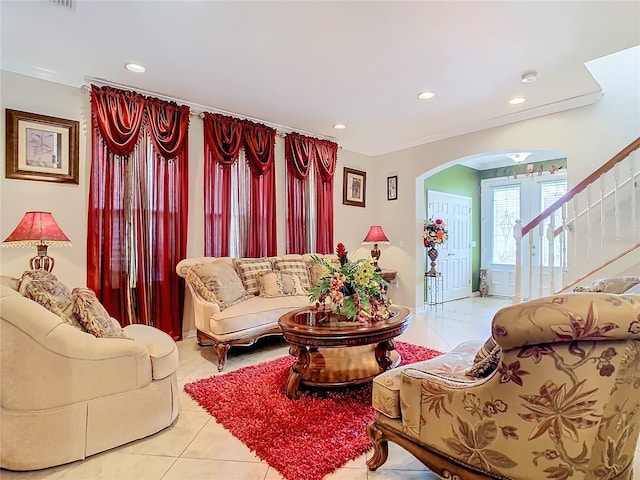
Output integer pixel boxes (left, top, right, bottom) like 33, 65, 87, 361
285, 133, 313, 180
91, 86, 145, 156
243, 122, 276, 176
203, 113, 243, 166
145, 99, 190, 159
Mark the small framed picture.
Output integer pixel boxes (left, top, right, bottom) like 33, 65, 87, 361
342, 167, 366, 208
5, 109, 80, 184
387, 175, 398, 201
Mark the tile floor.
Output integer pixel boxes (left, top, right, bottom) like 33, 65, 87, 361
2, 296, 639, 480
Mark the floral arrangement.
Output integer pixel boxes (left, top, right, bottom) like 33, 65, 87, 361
423, 218, 448, 247
309, 243, 390, 322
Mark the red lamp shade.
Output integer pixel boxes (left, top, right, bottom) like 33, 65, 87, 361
362, 226, 390, 244
2, 212, 71, 272
362, 226, 390, 271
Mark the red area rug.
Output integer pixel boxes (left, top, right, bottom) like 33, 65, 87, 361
184, 342, 441, 480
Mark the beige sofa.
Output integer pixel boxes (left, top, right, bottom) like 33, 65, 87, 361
176, 253, 337, 370
0, 276, 180, 471
368, 285, 640, 479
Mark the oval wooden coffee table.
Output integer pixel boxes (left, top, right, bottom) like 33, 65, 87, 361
278, 305, 412, 400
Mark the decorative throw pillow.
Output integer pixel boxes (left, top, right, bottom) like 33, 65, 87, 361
71, 288, 131, 340
187, 262, 249, 309
279, 272, 307, 296
306, 254, 341, 287
272, 258, 312, 290
18, 270, 82, 329
256, 271, 307, 298
466, 336, 501, 378
233, 258, 273, 295
256, 271, 283, 298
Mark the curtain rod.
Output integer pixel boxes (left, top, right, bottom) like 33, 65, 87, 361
82, 77, 338, 144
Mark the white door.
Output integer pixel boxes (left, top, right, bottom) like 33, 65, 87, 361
427, 191, 472, 302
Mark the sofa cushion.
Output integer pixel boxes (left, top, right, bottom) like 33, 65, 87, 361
574, 276, 640, 294
124, 324, 178, 380
71, 288, 132, 340
233, 258, 273, 295
208, 295, 311, 336
272, 257, 312, 290
187, 262, 249, 309
18, 270, 82, 329
280, 272, 307, 296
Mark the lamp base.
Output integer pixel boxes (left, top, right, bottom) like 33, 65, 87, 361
371, 243, 382, 272
30, 244, 55, 272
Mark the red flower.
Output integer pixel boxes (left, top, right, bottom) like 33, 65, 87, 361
336, 243, 346, 258
435, 219, 443, 224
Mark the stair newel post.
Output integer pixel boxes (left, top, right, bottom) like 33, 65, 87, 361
513, 220, 523, 304
547, 218, 555, 296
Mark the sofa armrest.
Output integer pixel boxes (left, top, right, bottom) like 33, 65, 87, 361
491, 292, 640, 351
184, 279, 221, 333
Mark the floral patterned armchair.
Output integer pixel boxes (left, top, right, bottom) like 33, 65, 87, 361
368, 292, 640, 479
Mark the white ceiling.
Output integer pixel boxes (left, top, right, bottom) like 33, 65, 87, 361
1, 1, 639, 160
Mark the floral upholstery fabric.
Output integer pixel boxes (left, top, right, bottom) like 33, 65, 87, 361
372, 292, 640, 479
373, 341, 482, 419
18, 270, 82, 329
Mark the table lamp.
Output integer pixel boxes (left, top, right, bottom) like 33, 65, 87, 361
362, 225, 390, 272
2, 212, 71, 272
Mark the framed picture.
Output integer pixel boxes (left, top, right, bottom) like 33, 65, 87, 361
5, 109, 79, 184
387, 175, 398, 201
342, 167, 366, 208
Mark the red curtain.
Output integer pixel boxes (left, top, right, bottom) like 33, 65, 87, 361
202, 113, 243, 257
285, 133, 336, 254
243, 122, 276, 257
313, 140, 337, 253
284, 133, 313, 254
88, 85, 189, 340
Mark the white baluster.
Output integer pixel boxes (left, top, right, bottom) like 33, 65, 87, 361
630, 155, 637, 237
538, 223, 544, 299
513, 220, 522, 304
614, 162, 621, 242
600, 174, 606, 249
548, 216, 555, 294
586, 185, 592, 260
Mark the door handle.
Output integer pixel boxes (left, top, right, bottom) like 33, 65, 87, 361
447, 253, 454, 256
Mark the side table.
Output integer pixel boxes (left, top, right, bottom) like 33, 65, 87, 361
424, 273, 443, 307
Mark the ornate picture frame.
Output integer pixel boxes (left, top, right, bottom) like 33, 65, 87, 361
342, 167, 366, 208
387, 175, 398, 201
5, 109, 79, 184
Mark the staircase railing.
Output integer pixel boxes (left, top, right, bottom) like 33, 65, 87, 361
513, 137, 640, 303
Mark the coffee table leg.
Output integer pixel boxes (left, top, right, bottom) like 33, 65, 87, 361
286, 345, 311, 400
375, 339, 397, 371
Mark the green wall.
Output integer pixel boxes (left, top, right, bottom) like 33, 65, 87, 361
424, 165, 481, 291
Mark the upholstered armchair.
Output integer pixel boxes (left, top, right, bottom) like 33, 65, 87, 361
368, 291, 640, 479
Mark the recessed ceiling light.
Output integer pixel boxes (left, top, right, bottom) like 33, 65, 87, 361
521, 72, 537, 83
417, 91, 435, 100
125, 63, 146, 73
333, 124, 346, 130
509, 96, 526, 105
